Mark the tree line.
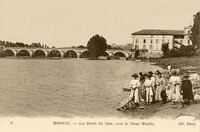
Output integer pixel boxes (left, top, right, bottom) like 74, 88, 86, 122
0, 40, 49, 48
162, 11, 200, 58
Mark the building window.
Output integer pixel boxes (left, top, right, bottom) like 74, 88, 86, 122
143, 39, 146, 43
156, 45, 158, 50
150, 39, 153, 44
135, 45, 139, 49
180, 40, 183, 44
143, 45, 146, 49
167, 39, 170, 43
156, 39, 159, 44
136, 39, 139, 44
188, 40, 190, 44
150, 45, 153, 50
158, 52, 160, 55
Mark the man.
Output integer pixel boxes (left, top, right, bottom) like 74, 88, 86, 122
129, 73, 141, 106
181, 73, 194, 107
167, 64, 172, 74
169, 70, 181, 104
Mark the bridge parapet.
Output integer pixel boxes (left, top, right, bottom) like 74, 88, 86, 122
3, 47, 133, 59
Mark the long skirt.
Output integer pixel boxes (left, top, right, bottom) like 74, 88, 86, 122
156, 85, 164, 101
146, 87, 153, 103
129, 88, 139, 103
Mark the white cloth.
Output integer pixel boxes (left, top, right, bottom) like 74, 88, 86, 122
169, 76, 181, 102
129, 79, 140, 103
144, 79, 154, 87
144, 79, 154, 103
169, 76, 181, 85
130, 79, 140, 89
167, 65, 171, 73
156, 77, 165, 101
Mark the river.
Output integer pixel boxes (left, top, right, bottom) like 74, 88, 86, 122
0, 58, 163, 118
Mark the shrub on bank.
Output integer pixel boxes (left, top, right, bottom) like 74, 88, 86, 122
163, 45, 196, 58
157, 56, 200, 69
0, 52, 6, 57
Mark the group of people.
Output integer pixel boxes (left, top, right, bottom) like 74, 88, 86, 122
129, 69, 199, 108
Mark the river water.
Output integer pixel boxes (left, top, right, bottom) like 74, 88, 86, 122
0, 58, 163, 118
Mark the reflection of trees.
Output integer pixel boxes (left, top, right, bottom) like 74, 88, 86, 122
32, 50, 45, 57
64, 50, 77, 58
17, 50, 30, 57
80, 51, 92, 58
114, 52, 125, 58
48, 50, 61, 57
3, 50, 14, 56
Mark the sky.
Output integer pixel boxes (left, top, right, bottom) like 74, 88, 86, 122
0, 0, 200, 47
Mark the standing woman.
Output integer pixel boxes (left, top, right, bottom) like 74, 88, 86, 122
144, 74, 154, 104
181, 73, 194, 107
156, 72, 166, 102
169, 70, 181, 103
129, 73, 141, 106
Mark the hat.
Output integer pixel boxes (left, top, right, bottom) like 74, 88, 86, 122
172, 70, 177, 75
183, 73, 190, 78
157, 71, 162, 75
155, 70, 160, 74
147, 74, 152, 78
148, 71, 153, 75
131, 73, 138, 77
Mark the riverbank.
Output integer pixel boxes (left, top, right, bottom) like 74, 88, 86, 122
156, 56, 200, 74
127, 56, 200, 119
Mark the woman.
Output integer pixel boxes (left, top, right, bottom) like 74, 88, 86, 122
129, 73, 141, 106
169, 70, 181, 103
144, 74, 154, 104
156, 72, 165, 102
181, 73, 194, 107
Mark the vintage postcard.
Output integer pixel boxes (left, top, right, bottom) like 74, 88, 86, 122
0, 0, 199, 131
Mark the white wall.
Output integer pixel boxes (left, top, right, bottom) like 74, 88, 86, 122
132, 35, 174, 57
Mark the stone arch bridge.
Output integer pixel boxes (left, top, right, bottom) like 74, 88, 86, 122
3, 47, 133, 58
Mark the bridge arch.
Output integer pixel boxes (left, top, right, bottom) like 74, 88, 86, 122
64, 50, 77, 58
80, 50, 92, 58
48, 50, 61, 57
113, 52, 126, 58
102, 51, 109, 56
3, 49, 14, 56
17, 49, 30, 57
32, 50, 45, 57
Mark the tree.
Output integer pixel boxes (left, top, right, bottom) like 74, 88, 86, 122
107, 45, 112, 49
161, 43, 169, 55
87, 34, 107, 59
77, 45, 85, 48
134, 50, 140, 58
191, 11, 200, 52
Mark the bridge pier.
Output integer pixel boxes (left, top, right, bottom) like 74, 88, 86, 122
29, 51, 33, 57
77, 52, 81, 58
13, 50, 18, 57
45, 51, 49, 58
61, 51, 65, 58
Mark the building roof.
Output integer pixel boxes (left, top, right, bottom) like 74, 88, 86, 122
132, 29, 184, 36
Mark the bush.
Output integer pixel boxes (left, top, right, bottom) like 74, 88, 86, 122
164, 45, 196, 57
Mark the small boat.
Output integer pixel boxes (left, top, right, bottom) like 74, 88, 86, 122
135, 59, 141, 62
122, 88, 131, 91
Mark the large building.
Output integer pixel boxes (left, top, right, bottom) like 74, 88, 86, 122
131, 25, 192, 58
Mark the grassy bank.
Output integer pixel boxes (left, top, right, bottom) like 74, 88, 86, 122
156, 56, 200, 73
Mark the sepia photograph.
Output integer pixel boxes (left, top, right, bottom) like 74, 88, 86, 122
0, 0, 200, 131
